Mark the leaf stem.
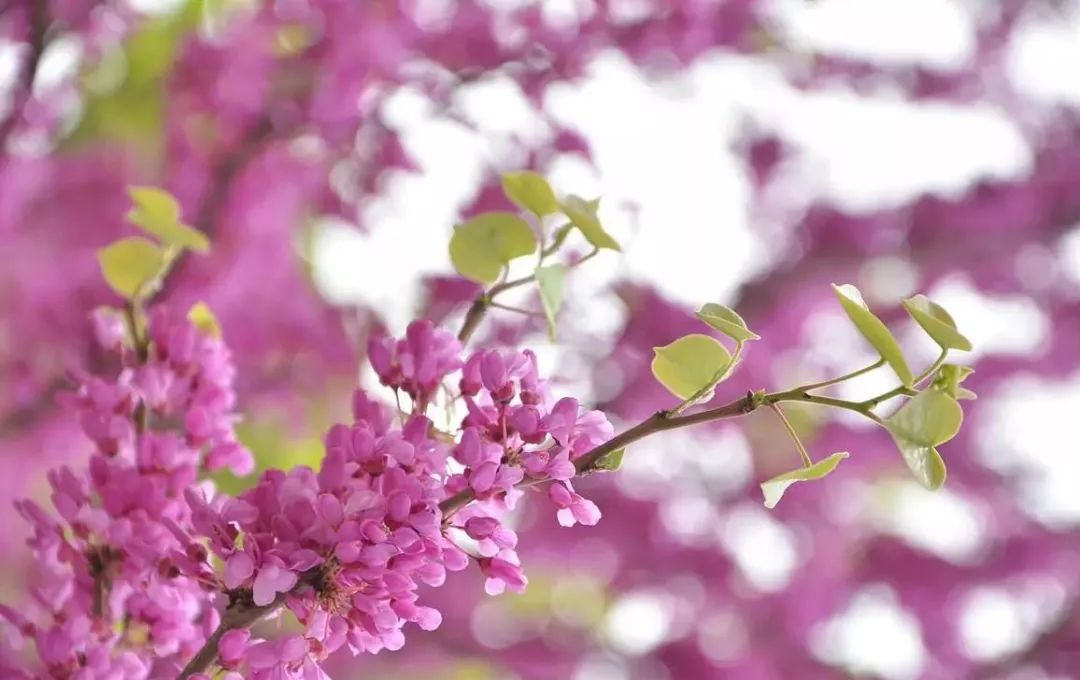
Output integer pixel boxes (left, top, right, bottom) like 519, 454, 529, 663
769, 403, 813, 467
858, 350, 947, 409
488, 301, 544, 317
794, 358, 884, 393
914, 349, 949, 386
456, 248, 600, 344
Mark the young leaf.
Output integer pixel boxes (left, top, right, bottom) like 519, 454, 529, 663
127, 186, 210, 253
560, 195, 620, 251
696, 303, 760, 342
594, 447, 626, 471
761, 452, 848, 509
651, 334, 732, 400
502, 171, 559, 217
97, 237, 167, 300
448, 212, 537, 283
902, 294, 972, 351
187, 301, 222, 338
933, 364, 977, 400
535, 264, 566, 340
885, 389, 963, 490
832, 284, 914, 385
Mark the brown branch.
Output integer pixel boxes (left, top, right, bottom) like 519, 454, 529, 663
177, 594, 284, 679
438, 392, 759, 517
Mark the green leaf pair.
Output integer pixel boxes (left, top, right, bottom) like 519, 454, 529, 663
831, 283, 972, 384
450, 172, 622, 340
651, 303, 758, 402
500, 171, 621, 252
97, 187, 210, 300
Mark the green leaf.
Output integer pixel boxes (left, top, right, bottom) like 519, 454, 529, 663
502, 171, 559, 217
696, 303, 760, 342
535, 264, 566, 340
560, 195, 620, 251
933, 364, 977, 400
651, 334, 732, 400
449, 212, 537, 283
885, 389, 963, 490
761, 452, 848, 509
594, 447, 626, 471
97, 237, 167, 300
547, 223, 573, 254
127, 186, 210, 253
832, 283, 914, 385
902, 294, 972, 351
187, 301, 222, 338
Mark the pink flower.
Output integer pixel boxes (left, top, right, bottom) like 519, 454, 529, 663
252, 558, 298, 606
479, 551, 528, 595
549, 481, 601, 527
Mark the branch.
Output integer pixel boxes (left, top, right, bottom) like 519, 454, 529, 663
439, 385, 885, 519
177, 595, 284, 679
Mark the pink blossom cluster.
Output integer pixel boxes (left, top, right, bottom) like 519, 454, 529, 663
178, 321, 612, 676
0, 307, 251, 678
2, 317, 613, 677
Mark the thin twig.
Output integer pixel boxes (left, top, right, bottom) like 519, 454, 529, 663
794, 358, 884, 393
769, 403, 812, 467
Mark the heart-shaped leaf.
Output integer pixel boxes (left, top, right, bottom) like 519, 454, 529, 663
560, 194, 620, 251
651, 334, 732, 400
696, 303, 760, 342
885, 389, 963, 490
502, 171, 559, 217
97, 237, 167, 300
449, 212, 537, 283
761, 452, 848, 509
535, 264, 566, 340
902, 294, 972, 351
127, 186, 210, 253
832, 283, 913, 385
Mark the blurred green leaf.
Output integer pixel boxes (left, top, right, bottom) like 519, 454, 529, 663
449, 212, 536, 283
832, 283, 913, 385
651, 334, 732, 400
902, 294, 972, 352
761, 451, 848, 509
885, 389, 963, 490
127, 186, 210, 253
560, 195, 620, 251
696, 302, 760, 342
97, 237, 166, 300
535, 264, 566, 340
502, 171, 559, 217
187, 301, 221, 337
212, 417, 324, 495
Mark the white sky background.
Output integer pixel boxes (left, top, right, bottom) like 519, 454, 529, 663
311, 2, 1080, 677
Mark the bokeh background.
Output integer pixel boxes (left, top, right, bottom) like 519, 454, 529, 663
3, 0, 1080, 678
